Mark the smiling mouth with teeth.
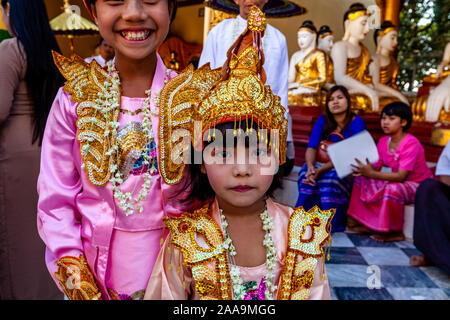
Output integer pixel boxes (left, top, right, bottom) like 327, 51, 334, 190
120, 30, 152, 41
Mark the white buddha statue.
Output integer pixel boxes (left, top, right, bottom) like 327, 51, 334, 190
370, 21, 409, 107
288, 20, 326, 106
317, 25, 335, 90
331, 3, 379, 112
423, 42, 450, 122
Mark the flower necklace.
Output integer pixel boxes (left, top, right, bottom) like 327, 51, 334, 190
82, 60, 169, 216
219, 204, 278, 300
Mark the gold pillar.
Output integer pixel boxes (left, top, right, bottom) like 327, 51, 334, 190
0, 12, 5, 29
384, 0, 402, 27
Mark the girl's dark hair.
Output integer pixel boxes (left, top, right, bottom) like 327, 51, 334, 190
299, 20, 317, 33
343, 2, 367, 22
381, 102, 413, 131
373, 20, 396, 45
322, 85, 355, 139
1, 0, 64, 145
179, 120, 282, 205
85, 0, 178, 22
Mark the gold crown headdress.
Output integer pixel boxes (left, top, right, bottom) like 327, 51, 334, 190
347, 9, 369, 21
378, 26, 397, 37
158, 6, 287, 185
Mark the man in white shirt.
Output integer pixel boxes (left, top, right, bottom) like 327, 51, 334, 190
199, 0, 295, 175
85, 37, 115, 67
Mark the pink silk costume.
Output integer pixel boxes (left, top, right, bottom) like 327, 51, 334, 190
145, 197, 331, 300
348, 134, 432, 232
37, 54, 189, 300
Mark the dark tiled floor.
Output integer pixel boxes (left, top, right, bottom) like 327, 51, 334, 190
334, 287, 394, 300
326, 231, 450, 300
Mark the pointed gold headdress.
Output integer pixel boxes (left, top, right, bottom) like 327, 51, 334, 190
158, 6, 288, 185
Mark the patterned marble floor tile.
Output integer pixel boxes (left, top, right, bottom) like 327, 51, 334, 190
334, 287, 393, 300
331, 232, 355, 248
379, 266, 438, 288
357, 247, 410, 266
395, 240, 417, 249
419, 266, 450, 288
386, 287, 449, 300
327, 247, 367, 265
401, 248, 423, 258
346, 233, 398, 248
326, 264, 375, 288
443, 288, 450, 298
330, 288, 338, 300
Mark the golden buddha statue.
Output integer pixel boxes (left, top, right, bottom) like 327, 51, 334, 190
331, 3, 379, 112
288, 20, 326, 106
168, 51, 180, 72
412, 42, 450, 123
371, 21, 409, 108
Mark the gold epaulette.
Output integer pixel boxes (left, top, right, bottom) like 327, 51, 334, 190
164, 205, 233, 300
52, 52, 119, 186
278, 206, 335, 300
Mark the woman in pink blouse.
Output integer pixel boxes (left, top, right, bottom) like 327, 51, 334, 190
348, 102, 432, 242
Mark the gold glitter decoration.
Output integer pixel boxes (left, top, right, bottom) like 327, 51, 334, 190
347, 10, 369, 21
158, 7, 287, 185
164, 205, 233, 300
277, 206, 335, 300
55, 255, 102, 300
52, 52, 119, 186
247, 6, 267, 32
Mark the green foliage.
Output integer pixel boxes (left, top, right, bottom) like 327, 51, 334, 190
0, 29, 10, 43
397, 0, 450, 91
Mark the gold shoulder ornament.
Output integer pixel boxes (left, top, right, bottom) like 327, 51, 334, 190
52, 52, 119, 186
164, 205, 233, 300
278, 206, 335, 300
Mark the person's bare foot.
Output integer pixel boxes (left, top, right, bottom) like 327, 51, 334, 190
410, 254, 432, 267
346, 216, 360, 228
370, 231, 405, 242
346, 225, 374, 234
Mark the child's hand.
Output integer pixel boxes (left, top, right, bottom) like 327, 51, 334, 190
351, 158, 374, 178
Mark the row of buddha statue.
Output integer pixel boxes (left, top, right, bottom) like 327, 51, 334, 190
288, 2, 450, 123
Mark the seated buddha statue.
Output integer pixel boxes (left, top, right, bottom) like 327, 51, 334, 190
317, 25, 335, 90
288, 20, 326, 106
370, 21, 409, 108
412, 42, 450, 122
331, 3, 379, 112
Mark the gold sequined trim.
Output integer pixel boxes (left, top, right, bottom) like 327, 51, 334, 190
164, 205, 233, 300
52, 52, 119, 186
120, 108, 143, 116
55, 255, 102, 300
277, 206, 335, 300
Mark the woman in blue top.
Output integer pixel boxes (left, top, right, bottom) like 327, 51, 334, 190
296, 85, 366, 232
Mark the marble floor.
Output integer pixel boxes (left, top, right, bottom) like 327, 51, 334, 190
326, 231, 450, 300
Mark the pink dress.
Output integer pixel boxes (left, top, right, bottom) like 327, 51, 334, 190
37, 55, 189, 300
348, 134, 432, 232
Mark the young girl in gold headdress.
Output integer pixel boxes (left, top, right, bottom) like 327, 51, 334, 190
144, 6, 333, 300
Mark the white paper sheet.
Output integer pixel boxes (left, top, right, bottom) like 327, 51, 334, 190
327, 130, 379, 178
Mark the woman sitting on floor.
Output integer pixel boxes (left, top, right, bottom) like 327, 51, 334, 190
296, 85, 366, 232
